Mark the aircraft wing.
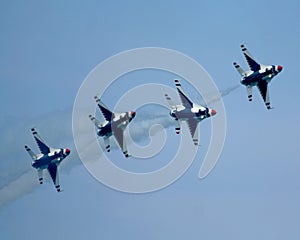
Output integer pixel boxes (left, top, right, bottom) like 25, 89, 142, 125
47, 163, 61, 192
174, 80, 193, 108
241, 44, 260, 72
31, 128, 50, 155
186, 118, 199, 145
94, 96, 114, 121
113, 127, 129, 158
257, 81, 271, 109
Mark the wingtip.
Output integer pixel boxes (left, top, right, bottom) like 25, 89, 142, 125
94, 96, 101, 102
31, 128, 37, 134
56, 185, 61, 192
241, 44, 247, 51
174, 79, 181, 86
123, 151, 130, 158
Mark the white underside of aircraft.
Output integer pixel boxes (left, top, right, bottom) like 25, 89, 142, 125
233, 44, 283, 109
25, 128, 70, 192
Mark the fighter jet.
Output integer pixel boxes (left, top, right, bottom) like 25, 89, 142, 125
233, 44, 283, 109
165, 79, 217, 145
24, 128, 70, 192
89, 96, 136, 158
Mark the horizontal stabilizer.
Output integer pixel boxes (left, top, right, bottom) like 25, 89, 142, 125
89, 114, 102, 128
25, 145, 37, 160
164, 94, 176, 109
104, 136, 111, 153
37, 169, 43, 184
233, 62, 246, 76
247, 86, 253, 102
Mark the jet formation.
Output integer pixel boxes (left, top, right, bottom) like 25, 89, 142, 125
165, 79, 217, 145
233, 44, 283, 109
25, 44, 282, 192
25, 128, 70, 192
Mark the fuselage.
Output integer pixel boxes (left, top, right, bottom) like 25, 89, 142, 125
170, 104, 216, 122
32, 148, 70, 169
97, 111, 135, 137
241, 65, 282, 86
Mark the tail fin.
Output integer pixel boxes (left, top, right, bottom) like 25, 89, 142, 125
89, 115, 102, 128
25, 145, 37, 161
233, 62, 246, 76
164, 94, 176, 109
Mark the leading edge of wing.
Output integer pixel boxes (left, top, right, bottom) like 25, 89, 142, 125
241, 44, 260, 72
31, 128, 50, 155
174, 80, 193, 108
94, 96, 114, 121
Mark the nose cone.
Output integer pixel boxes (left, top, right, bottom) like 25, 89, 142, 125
277, 65, 283, 72
210, 109, 217, 116
130, 111, 136, 118
65, 148, 71, 155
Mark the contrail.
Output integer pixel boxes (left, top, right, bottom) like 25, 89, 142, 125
201, 84, 241, 106
0, 84, 239, 208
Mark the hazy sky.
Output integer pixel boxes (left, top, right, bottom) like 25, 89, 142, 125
1, 1, 300, 239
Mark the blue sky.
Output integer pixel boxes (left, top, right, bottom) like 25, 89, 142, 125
1, 0, 300, 239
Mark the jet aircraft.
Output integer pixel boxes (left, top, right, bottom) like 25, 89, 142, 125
25, 128, 70, 192
165, 79, 217, 145
89, 96, 136, 158
233, 44, 283, 109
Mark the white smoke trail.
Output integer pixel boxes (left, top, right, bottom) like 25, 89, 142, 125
205, 84, 240, 105
0, 170, 38, 206
0, 84, 240, 208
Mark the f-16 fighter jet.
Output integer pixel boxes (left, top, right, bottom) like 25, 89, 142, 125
25, 128, 70, 192
233, 44, 283, 109
89, 96, 136, 158
165, 79, 217, 146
